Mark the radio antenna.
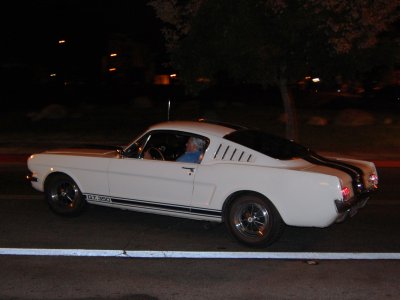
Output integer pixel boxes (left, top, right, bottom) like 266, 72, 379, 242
167, 99, 171, 121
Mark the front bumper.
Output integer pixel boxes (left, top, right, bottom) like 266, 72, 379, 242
26, 172, 38, 182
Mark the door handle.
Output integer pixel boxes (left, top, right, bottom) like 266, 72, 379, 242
182, 167, 195, 173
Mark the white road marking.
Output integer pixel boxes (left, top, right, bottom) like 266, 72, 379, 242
1, 248, 400, 260
1, 195, 398, 261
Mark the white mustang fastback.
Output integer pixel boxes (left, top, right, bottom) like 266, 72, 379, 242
27, 120, 378, 247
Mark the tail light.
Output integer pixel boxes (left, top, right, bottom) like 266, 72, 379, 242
341, 186, 351, 202
368, 173, 378, 188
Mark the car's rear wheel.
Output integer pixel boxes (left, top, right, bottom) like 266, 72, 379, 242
226, 194, 285, 247
45, 174, 86, 216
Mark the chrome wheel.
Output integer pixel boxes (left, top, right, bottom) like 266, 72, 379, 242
45, 174, 86, 216
233, 202, 270, 238
226, 194, 284, 247
50, 181, 79, 209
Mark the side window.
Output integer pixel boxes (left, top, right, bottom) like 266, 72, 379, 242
142, 132, 176, 161
175, 135, 208, 164
139, 131, 209, 163
123, 134, 150, 158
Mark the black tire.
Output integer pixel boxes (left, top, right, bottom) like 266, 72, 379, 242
225, 194, 285, 247
45, 174, 86, 216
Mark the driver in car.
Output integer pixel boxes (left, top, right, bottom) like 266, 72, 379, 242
176, 137, 205, 163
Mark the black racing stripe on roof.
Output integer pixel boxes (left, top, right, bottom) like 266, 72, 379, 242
304, 152, 365, 193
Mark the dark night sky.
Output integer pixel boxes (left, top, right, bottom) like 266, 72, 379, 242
0, 0, 163, 63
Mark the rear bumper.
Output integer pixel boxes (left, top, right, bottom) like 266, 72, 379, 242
334, 190, 375, 223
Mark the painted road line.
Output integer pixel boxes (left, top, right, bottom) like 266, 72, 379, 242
1, 248, 400, 260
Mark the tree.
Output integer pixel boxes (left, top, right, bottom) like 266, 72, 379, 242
149, 0, 399, 140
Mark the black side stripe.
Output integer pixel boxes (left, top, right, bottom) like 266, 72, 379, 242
190, 207, 221, 217
112, 198, 222, 217
84, 194, 222, 218
112, 198, 190, 213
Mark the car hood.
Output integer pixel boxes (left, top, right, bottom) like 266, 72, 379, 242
42, 147, 119, 158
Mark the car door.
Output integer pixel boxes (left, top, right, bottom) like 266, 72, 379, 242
107, 131, 206, 212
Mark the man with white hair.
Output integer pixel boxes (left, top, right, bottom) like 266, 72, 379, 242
176, 136, 205, 163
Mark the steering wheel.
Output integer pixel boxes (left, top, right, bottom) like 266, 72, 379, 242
148, 147, 165, 161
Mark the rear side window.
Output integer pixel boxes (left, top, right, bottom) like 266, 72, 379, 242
224, 130, 309, 160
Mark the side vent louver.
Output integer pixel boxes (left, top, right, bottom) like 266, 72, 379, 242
214, 143, 255, 162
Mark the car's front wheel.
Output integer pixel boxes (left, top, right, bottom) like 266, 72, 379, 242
226, 194, 285, 247
45, 174, 86, 216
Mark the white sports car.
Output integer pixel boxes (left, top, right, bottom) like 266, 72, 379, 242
27, 120, 378, 247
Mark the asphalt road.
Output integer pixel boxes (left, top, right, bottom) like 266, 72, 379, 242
0, 165, 399, 299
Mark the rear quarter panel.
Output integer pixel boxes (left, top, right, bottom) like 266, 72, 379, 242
193, 162, 342, 227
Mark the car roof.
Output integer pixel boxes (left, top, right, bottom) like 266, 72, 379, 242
147, 120, 239, 138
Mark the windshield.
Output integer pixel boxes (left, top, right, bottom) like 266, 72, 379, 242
224, 129, 310, 160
